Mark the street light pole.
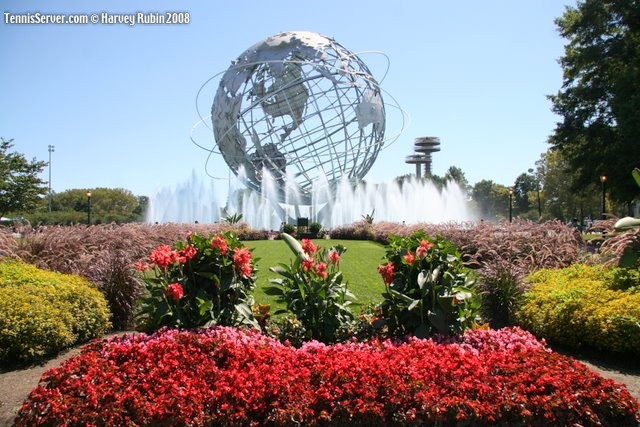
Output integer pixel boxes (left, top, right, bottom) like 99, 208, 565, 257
87, 192, 92, 225
48, 145, 55, 212
528, 168, 542, 218
600, 175, 607, 220
509, 188, 513, 223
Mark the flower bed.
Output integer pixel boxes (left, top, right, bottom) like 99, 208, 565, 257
16, 327, 639, 426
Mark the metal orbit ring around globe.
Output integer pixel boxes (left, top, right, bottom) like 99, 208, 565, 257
190, 55, 407, 179
190, 32, 407, 205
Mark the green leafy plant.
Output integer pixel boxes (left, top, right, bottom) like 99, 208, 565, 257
377, 231, 481, 338
361, 209, 375, 224
266, 233, 355, 344
136, 231, 259, 332
610, 168, 640, 267
224, 213, 243, 225
614, 168, 640, 232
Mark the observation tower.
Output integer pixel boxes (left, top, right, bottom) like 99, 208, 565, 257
405, 136, 440, 178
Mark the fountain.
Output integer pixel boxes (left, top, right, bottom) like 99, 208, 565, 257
147, 31, 475, 228
146, 171, 474, 229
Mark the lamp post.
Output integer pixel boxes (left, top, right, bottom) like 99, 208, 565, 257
528, 168, 541, 218
87, 192, 92, 225
508, 188, 513, 223
48, 145, 55, 212
600, 175, 607, 220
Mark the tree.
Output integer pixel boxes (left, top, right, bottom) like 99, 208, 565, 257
444, 166, 471, 195
512, 173, 537, 215
0, 138, 47, 218
471, 180, 510, 221
549, 0, 640, 206
28, 187, 148, 225
537, 149, 601, 223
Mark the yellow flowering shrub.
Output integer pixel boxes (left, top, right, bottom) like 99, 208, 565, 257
516, 264, 640, 355
0, 260, 111, 364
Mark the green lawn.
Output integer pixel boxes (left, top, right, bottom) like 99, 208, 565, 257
247, 239, 387, 313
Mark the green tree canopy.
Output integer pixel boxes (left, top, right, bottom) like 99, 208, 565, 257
549, 0, 640, 205
512, 173, 537, 215
28, 187, 147, 225
471, 179, 510, 221
444, 166, 471, 195
54, 188, 143, 223
0, 138, 47, 218
537, 149, 602, 222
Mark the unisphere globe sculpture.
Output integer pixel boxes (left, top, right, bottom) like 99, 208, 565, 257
211, 31, 386, 206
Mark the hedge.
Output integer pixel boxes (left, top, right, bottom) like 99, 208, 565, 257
516, 264, 640, 355
0, 260, 111, 364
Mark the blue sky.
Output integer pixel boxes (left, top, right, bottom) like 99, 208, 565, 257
1, 0, 575, 199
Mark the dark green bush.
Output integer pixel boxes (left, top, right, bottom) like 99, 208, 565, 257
0, 260, 111, 364
281, 223, 295, 234
309, 221, 322, 235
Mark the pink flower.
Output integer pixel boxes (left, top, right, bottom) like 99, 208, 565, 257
377, 262, 395, 285
211, 235, 228, 254
301, 239, 317, 255
416, 240, 434, 258
165, 283, 184, 301
315, 262, 328, 279
403, 251, 415, 264
328, 250, 340, 265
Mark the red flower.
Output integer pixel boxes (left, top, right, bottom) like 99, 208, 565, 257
302, 258, 315, 272
211, 235, 229, 254
377, 262, 395, 285
328, 250, 340, 265
165, 283, 184, 301
233, 246, 252, 278
315, 262, 328, 279
13, 327, 640, 426
149, 244, 178, 268
179, 245, 197, 262
403, 251, 415, 264
416, 240, 434, 258
301, 239, 316, 255
134, 261, 150, 272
